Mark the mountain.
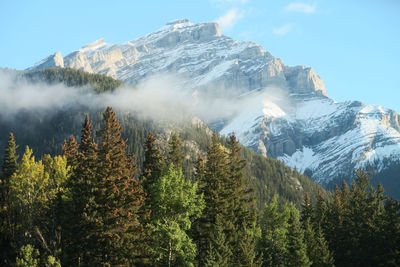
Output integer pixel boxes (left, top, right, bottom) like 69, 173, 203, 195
29, 19, 400, 189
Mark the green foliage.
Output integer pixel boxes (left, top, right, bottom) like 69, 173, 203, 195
203, 214, 232, 267
15, 244, 40, 267
82, 107, 149, 266
259, 195, 293, 267
168, 133, 185, 169
196, 132, 234, 265
286, 211, 311, 267
142, 132, 164, 211
0, 132, 18, 264
151, 165, 205, 266
306, 168, 400, 267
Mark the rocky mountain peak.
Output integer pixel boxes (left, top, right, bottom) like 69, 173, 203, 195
28, 51, 64, 70
29, 21, 323, 97
27, 20, 400, 188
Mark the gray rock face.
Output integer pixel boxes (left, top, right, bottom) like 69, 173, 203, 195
29, 20, 325, 98
29, 20, 400, 185
28, 51, 64, 70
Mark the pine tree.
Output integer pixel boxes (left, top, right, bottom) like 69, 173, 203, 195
197, 132, 232, 266
226, 133, 259, 266
286, 211, 311, 267
63, 115, 99, 265
203, 214, 232, 267
300, 193, 313, 227
313, 226, 335, 267
168, 133, 185, 170
303, 218, 334, 267
0, 133, 18, 265
61, 136, 79, 171
83, 107, 149, 266
314, 190, 327, 229
259, 195, 291, 267
141, 132, 164, 211
379, 198, 400, 266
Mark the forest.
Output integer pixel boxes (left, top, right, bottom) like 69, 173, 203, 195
0, 106, 399, 266
0, 68, 399, 266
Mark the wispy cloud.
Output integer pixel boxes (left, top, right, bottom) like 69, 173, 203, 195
273, 24, 292, 35
285, 2, 316, 14
216, 8, 244, 29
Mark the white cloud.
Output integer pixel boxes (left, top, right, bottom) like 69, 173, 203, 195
216, 8, 244, 29
273, 24, 292, 35
285, 2, 316, 14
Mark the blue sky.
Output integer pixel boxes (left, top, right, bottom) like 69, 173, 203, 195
1, 0, 399, 111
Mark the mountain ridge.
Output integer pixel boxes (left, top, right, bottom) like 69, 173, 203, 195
29, 20, 400, 187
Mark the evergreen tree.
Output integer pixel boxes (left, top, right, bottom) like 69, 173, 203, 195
286, 211, 311, 267
300, 193, 313, 226
197, 132, 232, 266
61, 136, 79, 171
259, 195, 291, 267
0, 132, 18, 265
379, 198, 400, 266
141, 132, 164, 211
226, 133, 259, 266
168, 133, 185, 170
303, 218, 334, 267
63, 115, 99, 265
314, 190, 327, 229
203, 214, 232, 267
83, 107, 149, 266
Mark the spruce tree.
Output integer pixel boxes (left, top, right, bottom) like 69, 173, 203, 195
286, 211, 311, 267
168, 133, 185, 170
141, 132, 164, 211
84, 107, 149, 266
379, 198, 400, 266
197, 132, 232, 266
0, 133, 18, 265
61, 136, 79, 171
303, 218, 334, 267
226, 133, 259, 266
62, 115, 99, 265
259, 195, 291, 267
203, 214, 232, 267
300, 193, 313, 226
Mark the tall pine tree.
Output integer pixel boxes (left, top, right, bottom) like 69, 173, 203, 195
168, 133, 185, 170
196, 132, 232, 266
226, 133, 259, 266
83, 107, 149, 266
286, 211, 311, 267
0, 133, 18, 265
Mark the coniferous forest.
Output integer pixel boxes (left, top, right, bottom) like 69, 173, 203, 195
0, 69, 399, 266
1, 107, 399, 266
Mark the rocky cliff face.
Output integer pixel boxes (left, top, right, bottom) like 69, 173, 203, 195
30, 19, 325, 97
29, 19, 400, 185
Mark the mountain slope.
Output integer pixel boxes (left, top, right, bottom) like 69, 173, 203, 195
29, 20, 400, 188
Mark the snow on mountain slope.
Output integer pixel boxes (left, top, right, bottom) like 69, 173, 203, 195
223, 93, 400, 184
29, 20, 400, 185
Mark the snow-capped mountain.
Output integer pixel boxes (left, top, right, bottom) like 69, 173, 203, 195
29, 19, 400, 185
